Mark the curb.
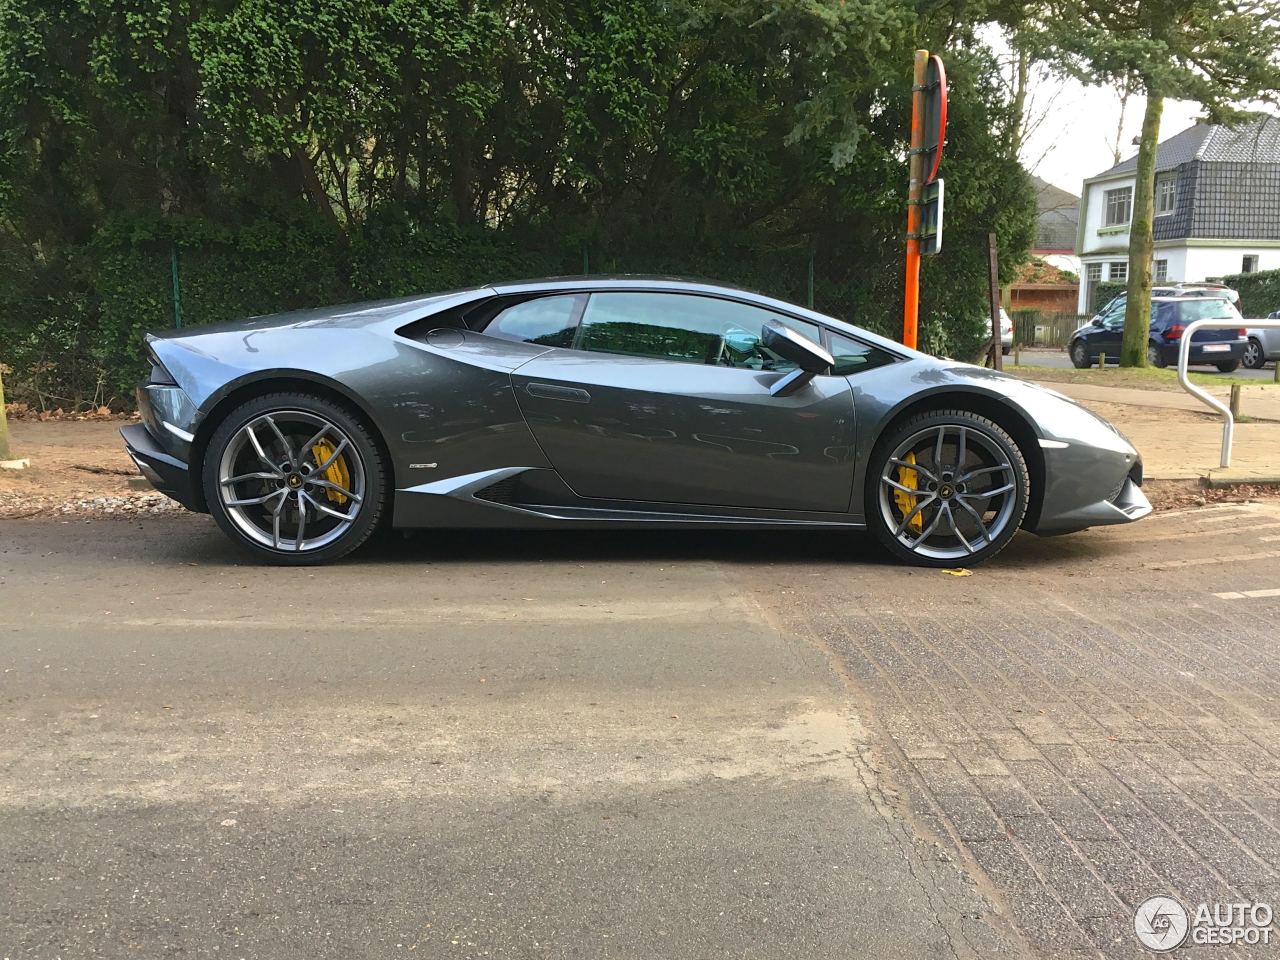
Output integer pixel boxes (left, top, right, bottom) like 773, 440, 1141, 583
1201, 469, 1280, 489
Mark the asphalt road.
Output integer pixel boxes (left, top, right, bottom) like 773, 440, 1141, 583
1017, 347, 1276, 379
1, 519, 1018, 959
4, 504, 1280, 958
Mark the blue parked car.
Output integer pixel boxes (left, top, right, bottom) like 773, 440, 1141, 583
1069, 296, 1247, 372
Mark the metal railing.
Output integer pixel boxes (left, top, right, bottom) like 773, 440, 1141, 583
1177, 318, 1280, 467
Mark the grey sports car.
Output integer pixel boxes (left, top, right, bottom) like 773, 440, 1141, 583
121, 276, 1150, 566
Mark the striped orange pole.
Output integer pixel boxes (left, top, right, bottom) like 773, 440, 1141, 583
902, 49, 928, 350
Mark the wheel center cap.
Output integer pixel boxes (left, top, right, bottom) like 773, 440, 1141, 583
287, 474, 303, 489
939, 483, 955, 499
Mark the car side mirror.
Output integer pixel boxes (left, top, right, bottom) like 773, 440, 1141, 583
1090, 317, 1103, 327
761, 320, 834, 397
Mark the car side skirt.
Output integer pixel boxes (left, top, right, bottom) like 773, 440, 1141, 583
393, 467, 865, 530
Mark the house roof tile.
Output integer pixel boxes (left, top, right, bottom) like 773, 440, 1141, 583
1031, 176, 1079, 250
1093, 117, 1280, 178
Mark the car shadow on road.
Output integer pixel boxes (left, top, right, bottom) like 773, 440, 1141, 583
350, 524, 1103, 572
13, 513, 1108, 572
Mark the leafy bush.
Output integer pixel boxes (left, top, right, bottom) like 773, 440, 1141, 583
0, 0, 1037, 409
1091, 281, 1127, 314
1221, 268, 1280, 317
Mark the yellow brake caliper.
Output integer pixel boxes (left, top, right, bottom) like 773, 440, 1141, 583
310, 439, 350, 504
893, 451, 923, 533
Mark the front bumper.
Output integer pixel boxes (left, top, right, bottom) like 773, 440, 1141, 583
1035, 467, 1152, 535
121, 423, 203, 512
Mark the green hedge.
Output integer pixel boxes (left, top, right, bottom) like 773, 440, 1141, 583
0, 214, 586, 408
1221, 268, 1280, 317
1, 208, 1012, 409
1091, 280, 1127, 314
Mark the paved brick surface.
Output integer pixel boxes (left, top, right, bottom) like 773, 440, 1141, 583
744, 500, 1280, 958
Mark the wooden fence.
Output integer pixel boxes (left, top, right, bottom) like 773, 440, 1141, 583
1011, 310, 1089, 349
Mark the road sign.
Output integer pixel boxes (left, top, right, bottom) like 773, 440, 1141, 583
920, 179, 944, 256
922, 55, 947, 184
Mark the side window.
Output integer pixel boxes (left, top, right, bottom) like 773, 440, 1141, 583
1102, 297, 1126, 328
827, 332, 896, 376
482, 295, 582, 347
577, 292, 823, 372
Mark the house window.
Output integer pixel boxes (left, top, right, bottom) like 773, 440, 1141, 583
1155, 177, 1177, 216
1104, 186, 1132, 227
1109, 261, 1128, 282
1242, 255, 1259, 274
1154, 259, 1168, 281
1086, 263, 1102, 282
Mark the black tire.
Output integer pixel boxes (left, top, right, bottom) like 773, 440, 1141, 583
1147, 342, 1167, 368
202, 392, 386, 564
1216, 360, 1240, 373
1243, 338, 1265, 369
1070, 340, 1090, 368
1001, 344, 1011, 356
866, 409, 1030, 568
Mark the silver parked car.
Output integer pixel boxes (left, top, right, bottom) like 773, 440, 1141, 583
1243, 311, 1280, 369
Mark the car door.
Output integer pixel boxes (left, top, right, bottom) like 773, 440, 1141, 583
1262, 323, 1280, 357
506, 291, 857, 512
1088, 315, 1126, 359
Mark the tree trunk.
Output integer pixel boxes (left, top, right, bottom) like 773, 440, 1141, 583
1109, 81, 1131, 167
1120, 90, 1163, 368
0, 366, 12, 460
291, 146, 340, 228
1009, 47, 1029, 159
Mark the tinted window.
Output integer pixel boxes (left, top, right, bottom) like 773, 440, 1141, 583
483, 295, 582, 347
827, 332, 896, 376
578, 292, 822, 371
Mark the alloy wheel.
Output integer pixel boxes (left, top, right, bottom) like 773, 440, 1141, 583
217, 410, 365, 552
878, 424, 1019, 562
1244, 340, 1263, 369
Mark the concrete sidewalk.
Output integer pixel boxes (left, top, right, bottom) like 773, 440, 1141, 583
1031, 382, 1280, 481
1032, 379, 1280, 423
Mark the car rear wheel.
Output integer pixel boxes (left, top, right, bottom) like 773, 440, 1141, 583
1216, 360, 1240, 373
1070, 340, 1090, 368
1147, 342, 1167, 368
1243, 338, 1265, 369
867, 410, 1029, 567
202, 392, 386, 564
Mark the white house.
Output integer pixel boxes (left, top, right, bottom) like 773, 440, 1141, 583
1075, 118, 1280, 313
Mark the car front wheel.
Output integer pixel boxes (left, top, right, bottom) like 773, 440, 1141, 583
1070, 340, 1090, 368
867, 409, 1029, 567
1243, 338, 1265, 369
202, 392, 386, 564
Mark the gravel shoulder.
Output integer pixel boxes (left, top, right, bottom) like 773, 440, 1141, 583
0, 419, 182, 518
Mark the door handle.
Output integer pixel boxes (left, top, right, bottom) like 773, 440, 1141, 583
526, 382, 591, 403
